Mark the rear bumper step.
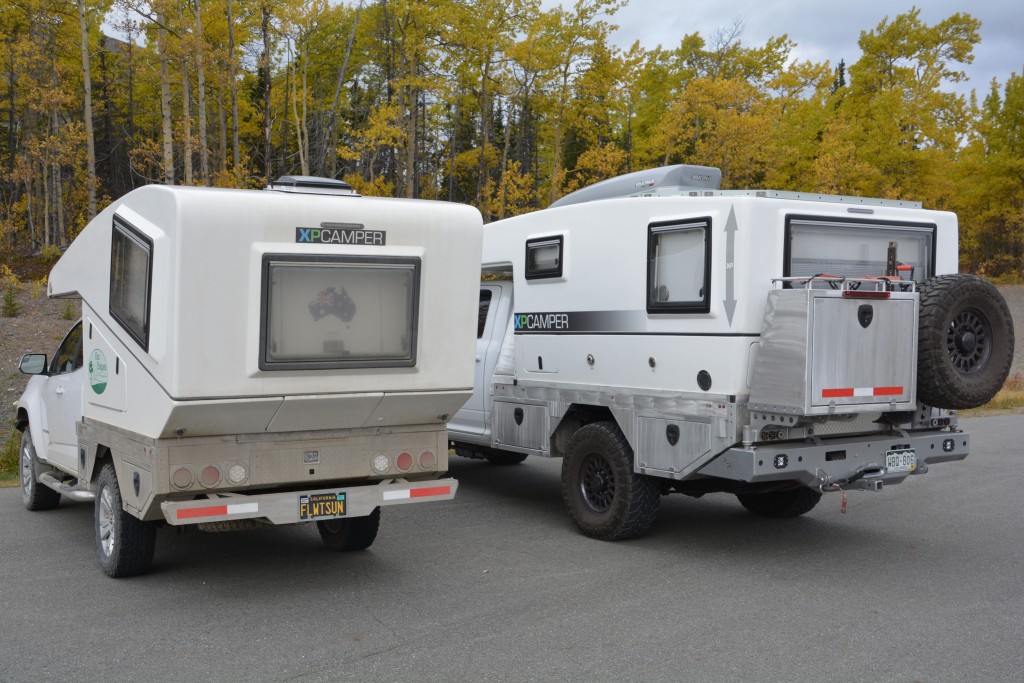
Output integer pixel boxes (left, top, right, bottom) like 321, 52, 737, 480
696, 431, 968, 490
160, 478, 457, 526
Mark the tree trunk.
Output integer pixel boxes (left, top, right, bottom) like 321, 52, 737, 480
182, 61, 193, 185
77, 0, 97, 219
227, 0, 240, 171
157, 12, 174, 184
261, 3, 272, 184
217, 86, 227, 173
194, 0, 210, 185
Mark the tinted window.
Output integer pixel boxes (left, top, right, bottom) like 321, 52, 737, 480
478, 290, 493, 338
109, 216, 152, 349
49, 322, 83, 375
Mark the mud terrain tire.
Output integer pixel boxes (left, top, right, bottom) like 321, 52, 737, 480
561, 421, 659, 540
917, 275, 1014, 409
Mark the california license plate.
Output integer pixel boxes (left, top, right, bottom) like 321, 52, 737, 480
885, 448, 917, 473
298, 492, 347, 520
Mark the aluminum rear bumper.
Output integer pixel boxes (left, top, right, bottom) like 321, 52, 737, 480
696, 431, 968, 490
160, 477, 457, 526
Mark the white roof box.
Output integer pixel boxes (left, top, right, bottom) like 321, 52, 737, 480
549, 164, 722, 208
267, 175, 358, 196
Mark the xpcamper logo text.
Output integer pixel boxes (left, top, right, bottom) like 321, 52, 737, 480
296, 226, 386, 245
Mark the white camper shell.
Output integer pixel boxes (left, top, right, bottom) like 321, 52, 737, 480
16, 178, 482, 576
448, 165, 1015, 540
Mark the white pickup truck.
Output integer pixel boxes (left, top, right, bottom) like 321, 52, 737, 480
448, 165, 1015, 540
16, 176, 482, 576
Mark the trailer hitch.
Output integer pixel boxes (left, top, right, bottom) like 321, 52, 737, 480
819, 464, 887, 493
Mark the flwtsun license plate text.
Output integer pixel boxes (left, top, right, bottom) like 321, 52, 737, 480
298, 492, 347, 520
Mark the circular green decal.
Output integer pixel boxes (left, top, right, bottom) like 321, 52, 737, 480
88, 349, 108, 395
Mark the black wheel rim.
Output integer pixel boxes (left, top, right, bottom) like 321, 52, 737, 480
947, 308, 992, 375
579, 453, 615, 513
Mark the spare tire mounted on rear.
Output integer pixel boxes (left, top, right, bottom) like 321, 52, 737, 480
916, 274, 1015, 410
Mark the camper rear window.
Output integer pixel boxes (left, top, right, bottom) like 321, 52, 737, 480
786, 216, 935, 282
647, 219, 711, 314
109, 217, 152, 350
260, 255, 420, 370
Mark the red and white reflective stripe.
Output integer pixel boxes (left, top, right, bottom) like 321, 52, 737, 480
822, 386, 904, 399
176, 502, 259, 520
382, 485, 452, 501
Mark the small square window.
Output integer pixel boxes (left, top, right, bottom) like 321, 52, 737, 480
109, 216, 153, 350
525, 235, 563, 280
647, 219, 710, 314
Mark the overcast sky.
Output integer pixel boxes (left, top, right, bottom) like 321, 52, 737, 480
548, 0, 1023, 97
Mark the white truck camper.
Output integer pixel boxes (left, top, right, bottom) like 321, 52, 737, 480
448, 165, 1015, 540
16, 177, 482, 576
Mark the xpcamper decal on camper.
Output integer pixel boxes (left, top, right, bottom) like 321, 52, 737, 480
296, 223, 386, 245
514, 310, 644, 334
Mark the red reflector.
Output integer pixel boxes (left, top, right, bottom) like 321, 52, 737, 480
822, 388, 855, 398
841, 291, 891, 299
874, 386, 903, 396
177, 505, 227, 520
410, 486, 451, 498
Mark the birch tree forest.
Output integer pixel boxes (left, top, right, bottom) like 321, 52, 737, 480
0, 0, 1021, 278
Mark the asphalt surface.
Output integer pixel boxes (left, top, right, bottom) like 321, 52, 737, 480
1, 414, 1022, 683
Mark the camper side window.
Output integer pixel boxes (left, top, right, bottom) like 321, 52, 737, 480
525, 236, 563, 280
109, 217, 152, 350
647, 220, 710, 314
260, 255, 420, 370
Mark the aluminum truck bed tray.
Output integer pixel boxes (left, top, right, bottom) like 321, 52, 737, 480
161, 478, 457, 526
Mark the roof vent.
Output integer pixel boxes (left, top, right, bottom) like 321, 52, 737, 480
549, 165, 722, 208
267, 175, 358, 196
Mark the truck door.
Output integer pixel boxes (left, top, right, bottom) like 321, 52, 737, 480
40, 321, 84, 474
448, 283, 509, 436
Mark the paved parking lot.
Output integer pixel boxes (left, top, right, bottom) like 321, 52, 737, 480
1, 414, 1022, 683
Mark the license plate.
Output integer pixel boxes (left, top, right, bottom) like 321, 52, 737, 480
298, 492, 347, 520
885, 448, 916, 473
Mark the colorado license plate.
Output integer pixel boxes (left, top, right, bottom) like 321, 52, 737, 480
298, 492, 347, 520
885, 448, 917, 473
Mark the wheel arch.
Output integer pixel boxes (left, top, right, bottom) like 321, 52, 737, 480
550, 404, 615, 458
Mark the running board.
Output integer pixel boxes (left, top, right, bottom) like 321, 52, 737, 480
38, 472, 96, 502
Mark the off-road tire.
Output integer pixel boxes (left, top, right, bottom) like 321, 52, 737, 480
95, 463, 157, 578
561, 421, 660, 540
917, 274, 1015, 409
736, 487, 823, 518
20, 430, 61, 511
317, 507, 380, 551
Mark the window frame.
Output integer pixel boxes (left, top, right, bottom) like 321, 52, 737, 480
109, 215, 153, 351
524, 235, 564, 280
783, 214, 937, 282
258, 253, 421, 371
646, 217, 712, 314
